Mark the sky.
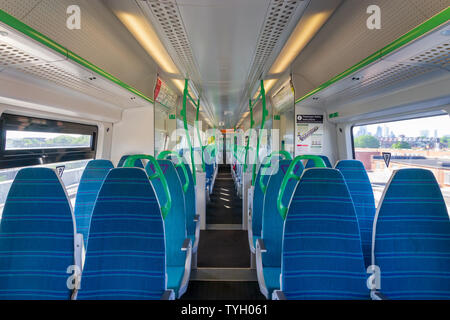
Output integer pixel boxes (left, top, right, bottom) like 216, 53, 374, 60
356, 115, 450, 138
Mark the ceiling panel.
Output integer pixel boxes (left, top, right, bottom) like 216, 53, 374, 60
291, 0, 449, 101
176, 0, 271, 127
16, 0, 158, 98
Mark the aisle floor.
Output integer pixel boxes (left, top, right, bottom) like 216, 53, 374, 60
183, 165, 264, 300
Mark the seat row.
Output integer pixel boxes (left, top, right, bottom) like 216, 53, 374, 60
0, 152, 199, 300
249, 154, 450, 300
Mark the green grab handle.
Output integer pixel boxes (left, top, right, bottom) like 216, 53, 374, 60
258, 151, 293, 194
157, 150, 190, 193
277, 155, 326, 220
123, 154, 172, 219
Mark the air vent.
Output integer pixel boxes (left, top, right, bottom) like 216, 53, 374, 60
330, 63, 435, 102
246, 0, 302, 90
0, 38, 139, 108
17, 63, 132, 107
142, 0, 200, 84
0, 43, 41, 66
408, 42, 450, 69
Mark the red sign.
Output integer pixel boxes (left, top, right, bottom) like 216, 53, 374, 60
154, 78, 162, 101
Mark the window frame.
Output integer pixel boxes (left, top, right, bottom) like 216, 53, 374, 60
0, 113, 97, 169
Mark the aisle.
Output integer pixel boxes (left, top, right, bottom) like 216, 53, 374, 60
182, 165, 264, 300
206, 165, 242, 225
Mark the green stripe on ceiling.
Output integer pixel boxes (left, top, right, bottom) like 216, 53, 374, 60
295, 7, 450, 105
0, 9, 154, 104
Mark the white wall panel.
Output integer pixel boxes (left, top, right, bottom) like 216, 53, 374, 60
111, 105, 155, 166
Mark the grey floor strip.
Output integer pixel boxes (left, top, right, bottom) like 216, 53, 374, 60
206, 224, 243, 230
190, 268, 257, 282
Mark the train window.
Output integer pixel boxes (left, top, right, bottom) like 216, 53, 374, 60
0, 114, 98, 217
0, 113, 97, 169
5, 130, 92, 150
352, 114, 450, 211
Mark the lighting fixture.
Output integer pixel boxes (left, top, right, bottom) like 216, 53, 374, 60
114, 11, 184, 92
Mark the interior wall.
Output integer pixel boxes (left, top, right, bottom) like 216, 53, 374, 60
111, 105, 155, 166
294, 104, 338, 166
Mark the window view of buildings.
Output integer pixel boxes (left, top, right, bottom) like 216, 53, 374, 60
353, 115, 450, 210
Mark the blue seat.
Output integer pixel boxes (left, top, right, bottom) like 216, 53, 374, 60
372, 169, 450, 300
74, 159, 114, 249
305, 155, 332, 168
117, 155, 144, 168
77, 168, 172, 300
274, 168, 368, 300
0, 168, 81, 300
256, 160, 304, 298
248, 156, 283, 253
173, 159, 200, 253
205, 162, 215, 194
335, 160, 376, 267
146, 160, 191, 298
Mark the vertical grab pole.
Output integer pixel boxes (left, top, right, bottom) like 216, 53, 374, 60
195, 98, 205, 172
182, 79, 196, 185
252, 80, 267, 186
243, 100, 254, 173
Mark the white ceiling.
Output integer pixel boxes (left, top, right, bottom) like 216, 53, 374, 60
177, 0, 270, 125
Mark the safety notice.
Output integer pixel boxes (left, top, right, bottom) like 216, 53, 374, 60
295, 114, 324, 155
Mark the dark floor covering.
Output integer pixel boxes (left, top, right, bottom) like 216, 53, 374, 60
206, 165, 242, 225
186, 164, 261, 300
181, 281, 265, 300
197, 230, 250, 268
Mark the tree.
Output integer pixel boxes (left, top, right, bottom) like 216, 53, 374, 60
392, 141, 411, 149
441, 135, 450, 147
354, 135, 380, 148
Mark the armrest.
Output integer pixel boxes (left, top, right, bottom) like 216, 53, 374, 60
247, 212, 254, 253
255, 238, 269, 299
178, 238, 193, 298
370, 290, 387, 300
181, 238, 192, 251
272, 290, 287, 300
192, 214, 201, 253
256, 238, 267, 253
74, 233, 84, 270
160, 289, 175, 300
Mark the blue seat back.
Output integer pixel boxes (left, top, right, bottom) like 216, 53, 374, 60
373, 168, 450, 300
252, 156, 282, 239
305, 155, 332, 168
117, 155, 144, 168
0, 168, 75, 300
174, 163, 196, 237
261, 160, 304, 267
205, 163, 214, 182
74, 160, 114, 249
281, 168, 367, 299
335, 160, 375, 267
78, 168, 165, 300
146, 160, 187, 267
